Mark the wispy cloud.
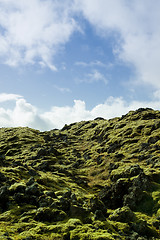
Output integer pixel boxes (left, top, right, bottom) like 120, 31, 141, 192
75, 60, 108, 68
0, 0, 78, 70
77, 70, 108, 84
53, 85, 71, 93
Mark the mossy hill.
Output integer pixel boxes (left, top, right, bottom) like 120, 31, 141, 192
0, 108, 160, 240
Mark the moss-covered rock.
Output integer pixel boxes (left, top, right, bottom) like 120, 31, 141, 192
1, 108, 160, 239
34, 207, 67, 222
109, 206, 135, 223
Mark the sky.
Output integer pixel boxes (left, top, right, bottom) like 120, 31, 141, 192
1, 0, 160, 131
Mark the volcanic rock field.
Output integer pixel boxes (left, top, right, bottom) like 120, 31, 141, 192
0, 108, 160, 239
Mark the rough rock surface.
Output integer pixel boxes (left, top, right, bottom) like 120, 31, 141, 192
0, 108, 160, 239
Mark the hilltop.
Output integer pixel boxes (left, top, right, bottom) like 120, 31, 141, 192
0, 108, 160, 239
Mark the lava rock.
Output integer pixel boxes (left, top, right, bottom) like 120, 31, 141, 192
38, 195, 53, 207
90, 196, 106, 214
109, 206, 135, 223
25, 183, 42, 196
0, 172, 6, 182
0, 186, 9, 210
94, 210, 106, 221
34, 207, 66, 222
59, 197, 70, 212
70, 205, 89, 219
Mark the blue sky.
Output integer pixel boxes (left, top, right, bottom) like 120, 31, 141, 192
0, 0, 160, 130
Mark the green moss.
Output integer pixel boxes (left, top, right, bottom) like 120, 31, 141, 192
108, 220, 130, 234
70, 224, 114, 240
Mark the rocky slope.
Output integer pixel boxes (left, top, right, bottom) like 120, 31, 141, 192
0, 108, 160, 240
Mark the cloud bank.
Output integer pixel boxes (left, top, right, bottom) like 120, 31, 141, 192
1, 93, 160, 131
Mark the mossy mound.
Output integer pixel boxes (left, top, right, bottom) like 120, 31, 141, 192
0, 108, 160, 239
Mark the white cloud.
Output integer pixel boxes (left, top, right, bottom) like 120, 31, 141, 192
0, 97, 49, 130
41, 100, 91, 129
0, 0, 77, 70
0, 94, 160, 131
75, 0, 160, 88
12, 99, 37, 126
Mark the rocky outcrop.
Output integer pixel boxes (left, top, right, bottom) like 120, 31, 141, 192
0, 108, 160, 239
